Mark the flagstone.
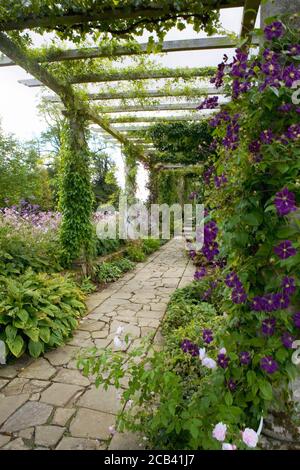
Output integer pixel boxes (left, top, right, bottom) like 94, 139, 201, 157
35, 425, 65, 447
18, 358, 56, 381
77, 385, 121, 414
0, 393, 30, 427
69, 408, 115, 439
40, 383, 83, 407
1, 401, 53, 432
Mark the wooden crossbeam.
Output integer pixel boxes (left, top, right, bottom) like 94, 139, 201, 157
0, 2, 244, 32
46, 87, 222, 103
241, 0, 261, 37
108, 115, 208, 123
0, 36, 250, 67
18, 67, 216, 87
97, 103, 218, 113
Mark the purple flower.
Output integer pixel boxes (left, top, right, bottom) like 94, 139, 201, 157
231, 287, 247, 304
261, 60, 281, 76
202, 329, 213, 344
277, 293, 290, 310
281, 276, 296, 296
225, 272, 240, 288
285, 124, 300, 140
189, 191, 198, 200
261, 317, 276, 336
260, 129, 274, 144
260, 356, 279, 374
202, 289, 212, 301
274, 187, 297, 216
264, 21, 284, 40
281, 332, 295, 349
263, 48, 279, 61
251, 296, 265, 312
197, 96, 219, 110
203, 166, 215, 184
204, 220, 218, 243
240, 351, 251, 366
282, 64, 300, 88
189, 250, 196, 259
202, 241, 219, 261
194, 267, 206, 280
288, 44, 300, 56
180, 339, 199, 357
293, 312, 300, 328
227, 379, 237, 392
278, 103, 293, 113
214, 174, 227, 189
217, 353, 230, 369
249, 140, 261, 154
263, 294, 280, 312
274, 240, 297, 259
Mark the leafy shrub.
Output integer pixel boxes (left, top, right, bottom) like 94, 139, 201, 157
80, 276, 97, 294
142, 238, 161, 255
0, 269, 86, 359
95, 262, 123, 283
96, 238, 125, 257
113, 258, 135, 272
125, 245, 146, 262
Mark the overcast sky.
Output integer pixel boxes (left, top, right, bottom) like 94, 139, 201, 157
0, 7, 259, 200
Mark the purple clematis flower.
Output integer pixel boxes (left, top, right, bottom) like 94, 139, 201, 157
194, 267, 207, 280
274, 187, 297, 217
260, 129, 274, 144
293, 312, 300, 328
204, 220, 218, 243
217, 353, 230, 369
227, 379, 237, 392
181, 339, 199, 357
274, 240, 297, 259
202, 241, 219, 261
278, 103, 293, 113
281, 332, 295, 349
288, 44, 300, 56
202, 329, 213, 344
240, 351, 251, 365
260, 356, 279, 374
231, 287, 247, 304
261, 317, 276, 336
281, 276, 296, 296
225, 272, 240, 288
282, 64, 300, 88
264, 21, 284, 40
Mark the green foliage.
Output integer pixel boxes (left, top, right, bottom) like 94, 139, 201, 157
0, 269, 86, 359
148, 121, 214, 165
114, 257, 135, 273
96, 238, 124, 257
80, 276, 97, 294
141, 238, 161, 255
125, 245, 146, 262
0, 128, 53, 210
0, 221, 61, 276
59, 117, 95, 267
95, 257, 135, 284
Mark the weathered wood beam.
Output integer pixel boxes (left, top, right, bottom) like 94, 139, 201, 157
18, 67, 216, 87
240, 0, 261, 37
47, 87, 222, 103
108, 115, 208, 123
97, 103, 218, 113
0, 2, 244, 31
0, 36, 249, 67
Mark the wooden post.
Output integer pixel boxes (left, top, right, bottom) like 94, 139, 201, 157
260, 0, 300, 28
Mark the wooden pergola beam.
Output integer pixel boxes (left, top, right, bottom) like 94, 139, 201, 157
47, 87, 222, 103
0, 2, 244, 32
18, 67, 216, 87
241, 0, 261, 37
0, 36, 254, 67
108, 115, 208, 123
96, 103, 218, 113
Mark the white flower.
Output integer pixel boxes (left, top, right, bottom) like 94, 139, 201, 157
108, 425, 116, 435
242, 428, 258, 448
116, 326, 125, 335
219, 347, 227, 355
113, 336, 124, 348
222, 443, 237, 450
199, 347, 206, 361
202, 357, 217, 369
212, 422, 227, 442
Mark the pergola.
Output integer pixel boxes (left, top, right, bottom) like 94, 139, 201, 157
0, 0, 261, 264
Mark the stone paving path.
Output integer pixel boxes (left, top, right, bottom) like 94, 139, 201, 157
0, 239, 193, 450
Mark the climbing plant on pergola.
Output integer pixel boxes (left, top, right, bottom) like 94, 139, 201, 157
0, 0, 261, 266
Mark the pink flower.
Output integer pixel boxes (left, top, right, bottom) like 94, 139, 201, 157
202, 357, 217, 369
108, 425, 116, 435
212, 422, 227, 442
242, 428, 258, 448
222, 443, 237, 450
219, 347, 227, 355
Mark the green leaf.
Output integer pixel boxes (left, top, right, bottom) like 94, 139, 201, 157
39, 326, 50, 343
6, 335, 24, 357
242, 211, 263, 226
224, 391, 233, 406
28, 340, 44, 358
24, 328, 39, 342
258, 379, 273, 401
5, 324, 17, 341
